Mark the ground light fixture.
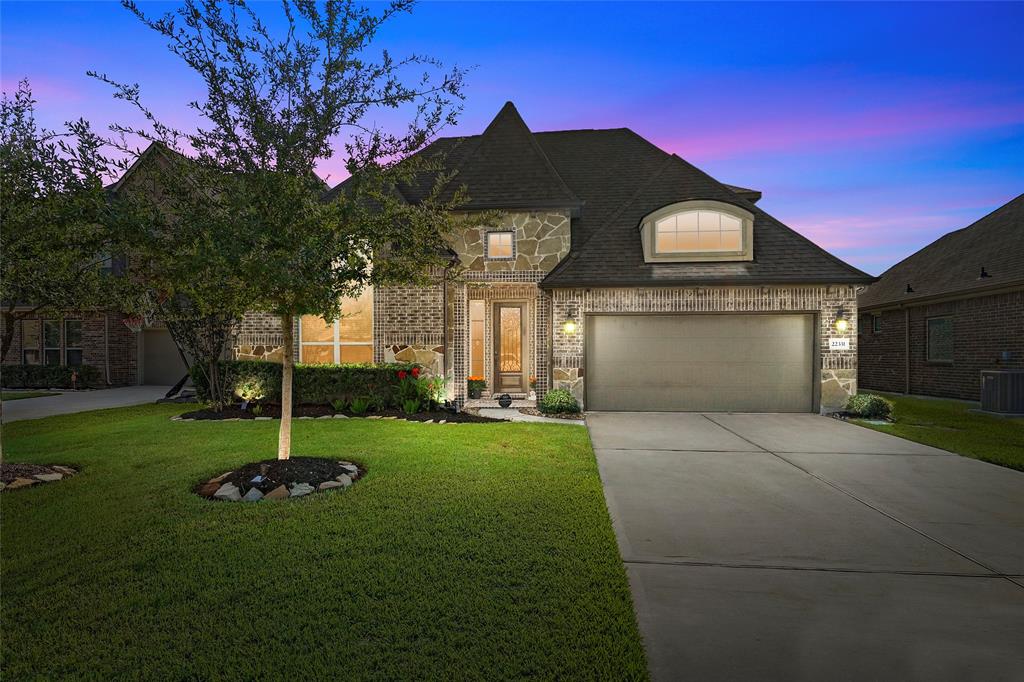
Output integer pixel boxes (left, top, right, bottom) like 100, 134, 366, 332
834, 309, 850, 333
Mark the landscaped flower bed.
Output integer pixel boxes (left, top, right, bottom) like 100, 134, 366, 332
175, 404, 504, 423
195, 457, 362, 501
1, 463, 78, 491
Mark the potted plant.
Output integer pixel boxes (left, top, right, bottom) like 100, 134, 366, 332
528, 375, 537, 401
467, 376, 485, 399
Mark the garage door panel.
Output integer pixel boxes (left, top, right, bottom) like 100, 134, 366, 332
587, 314, 814, 412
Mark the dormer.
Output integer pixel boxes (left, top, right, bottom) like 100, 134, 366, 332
640, 200, 754, 263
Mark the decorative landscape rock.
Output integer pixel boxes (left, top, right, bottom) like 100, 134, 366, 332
213, 483, 242, 501
0, 463, 79, 492
195, 457, 364, 502
289, 483, 314, 498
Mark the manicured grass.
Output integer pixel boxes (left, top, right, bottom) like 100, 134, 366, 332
1, 405, 646, 679
1, 390, 58, 401
855, 393, 1024, 471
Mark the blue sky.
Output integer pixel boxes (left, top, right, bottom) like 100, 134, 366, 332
3, 1, 1023, 273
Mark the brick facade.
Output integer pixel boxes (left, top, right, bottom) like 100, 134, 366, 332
858, 289, 1024, 400
550, 285, 861, 412
1, 310, 139, 385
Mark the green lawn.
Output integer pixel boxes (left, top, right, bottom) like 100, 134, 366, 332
855, 393, 1024, 471
1, 405, 646, 680
1, 390, 59, 400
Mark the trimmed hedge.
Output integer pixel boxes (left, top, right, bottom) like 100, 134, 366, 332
846, 393, 895, 420
539, 388, 580, 414
191, 360, 420, 406
1, 364, 102, 389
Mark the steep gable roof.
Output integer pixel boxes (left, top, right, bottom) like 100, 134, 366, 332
326, 102, 874, 287
437, 102, 579, 209
859, 193, 1024, 309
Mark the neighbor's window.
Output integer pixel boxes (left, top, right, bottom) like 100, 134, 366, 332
21, 319, 41, 365
655, 210, 743, 254
469, 299, 485, 378
299, 287, 374, 364
486, 231, 514, 259
927, 317, 953, 363
64, 320, 84, 366
43, 320, 61, 366
872, 315, 882, 334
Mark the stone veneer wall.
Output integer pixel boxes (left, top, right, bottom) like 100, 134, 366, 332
450, 211, 571, 273
550, 285, 860, 412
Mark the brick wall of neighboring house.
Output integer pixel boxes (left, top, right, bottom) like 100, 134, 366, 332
1, 311, 139, 386
859, 289, 1024, 400
549, 285, 861, 412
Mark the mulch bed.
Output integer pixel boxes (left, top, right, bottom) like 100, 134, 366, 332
178, 404, 505, 423
1, 463, 78, 491
519, 407, 585, 420
195, 457, 363, 502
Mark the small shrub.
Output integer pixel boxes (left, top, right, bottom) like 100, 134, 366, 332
846, 394, 894, 420
330, 398, 346, 412
539, 388, 580, 414
402, 398, 421, 414
349, 396, 371, 415
191, 360, 418, 406
250, 403, 263, 417
1, 364, 102, 389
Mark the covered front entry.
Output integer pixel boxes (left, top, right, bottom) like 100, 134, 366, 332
586, 313, 815, 412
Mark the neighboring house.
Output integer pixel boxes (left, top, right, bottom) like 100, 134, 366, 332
858, 194, 1024, 401
4, 102, 874, 411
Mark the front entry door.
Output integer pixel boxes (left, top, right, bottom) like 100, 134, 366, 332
493, 303, 527, 393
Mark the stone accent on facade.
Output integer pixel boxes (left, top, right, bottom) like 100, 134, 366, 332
383, 343, 444, 378
550, 285, 861, 413
374, 284, 444, 364
858, 289, 1024, 400
451, 211, 571, 273
232, 312, 295, 362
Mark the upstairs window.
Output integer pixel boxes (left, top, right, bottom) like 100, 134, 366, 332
655, 210, 742, 254
641, 200, 753, 263
486, 231, 514, 259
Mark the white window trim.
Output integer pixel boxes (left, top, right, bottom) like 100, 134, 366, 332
640, 200, 754, 263
298, 318, 373, 364
485, 230, 516, 260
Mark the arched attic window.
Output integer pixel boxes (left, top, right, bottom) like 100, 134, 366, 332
640, 200, 754, 263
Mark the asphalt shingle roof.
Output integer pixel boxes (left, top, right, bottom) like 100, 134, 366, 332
858, 193, 1024, 309
329, 102, 874, 287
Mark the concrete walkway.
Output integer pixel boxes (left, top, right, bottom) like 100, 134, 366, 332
477, 407, 584, 425
1, 385, 171, 422
589, 412, 1024, 681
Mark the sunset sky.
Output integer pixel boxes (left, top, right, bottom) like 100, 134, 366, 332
3, 1, 1022, 274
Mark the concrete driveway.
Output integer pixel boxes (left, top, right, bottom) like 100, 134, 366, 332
590, 412, 1024, 682
1, 385, 171, 422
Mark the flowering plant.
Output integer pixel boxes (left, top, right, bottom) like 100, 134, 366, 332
467, 375, 486, 398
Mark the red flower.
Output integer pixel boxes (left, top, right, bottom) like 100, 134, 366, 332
411, 367, 421, 378
398, 370, 407, 380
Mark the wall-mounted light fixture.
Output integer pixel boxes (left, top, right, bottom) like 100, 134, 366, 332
562, 305, 579, 335
834, 308, 850, 333
905, 283, 915, 294
979, 266, 992, 279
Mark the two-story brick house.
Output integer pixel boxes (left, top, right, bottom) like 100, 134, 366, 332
236, 102, 874, 412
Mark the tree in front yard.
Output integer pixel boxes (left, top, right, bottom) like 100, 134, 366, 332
0, 81, 127, 362
96, 0, 469, 458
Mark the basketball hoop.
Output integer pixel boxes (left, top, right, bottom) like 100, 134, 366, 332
123, 315, 144, 333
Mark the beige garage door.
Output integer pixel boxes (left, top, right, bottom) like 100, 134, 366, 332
586, 314, 814, 412
142, 328, 189, 385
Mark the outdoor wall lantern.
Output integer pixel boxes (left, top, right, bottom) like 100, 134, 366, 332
834, 309, 850, 333
562, 305, 579, 335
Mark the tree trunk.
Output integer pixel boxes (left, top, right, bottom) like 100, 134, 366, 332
277, 312, 294, 460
